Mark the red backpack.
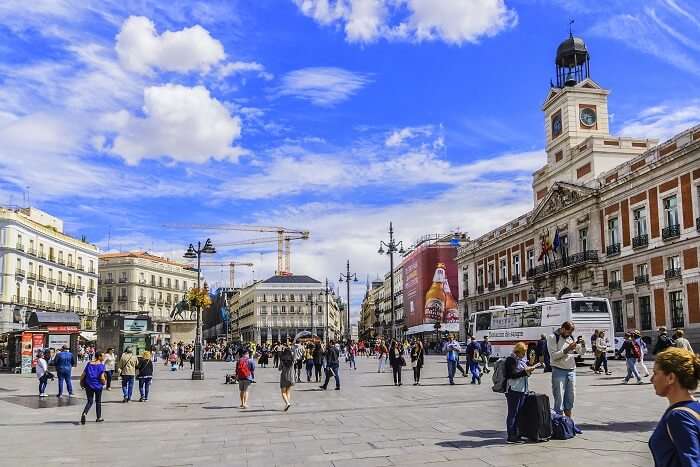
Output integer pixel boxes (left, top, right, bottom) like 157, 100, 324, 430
631, 342, 641, 359
236, 357, 251, 380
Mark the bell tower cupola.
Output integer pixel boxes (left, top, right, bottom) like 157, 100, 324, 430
555, 28, 590, 88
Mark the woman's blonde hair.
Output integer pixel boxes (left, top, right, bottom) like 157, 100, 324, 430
142, 350, 152, 361
513, 342, 527, 355
655, 347, 700, 391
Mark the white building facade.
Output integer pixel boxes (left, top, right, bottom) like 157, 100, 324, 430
0, 207, 99, 333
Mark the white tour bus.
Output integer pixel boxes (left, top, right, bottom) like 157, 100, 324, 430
467, 293, 615, 363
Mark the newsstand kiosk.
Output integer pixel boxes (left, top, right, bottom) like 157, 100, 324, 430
7, 312, 80, 375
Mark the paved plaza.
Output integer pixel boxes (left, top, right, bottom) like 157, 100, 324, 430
0, 355, 664, 467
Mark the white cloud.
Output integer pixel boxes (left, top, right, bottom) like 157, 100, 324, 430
115, 16, 225, 74
276, 67, 372, 106
217, 61, 274, 81
292, 0, 517, 44
620, 101, 700, 141
107, 84, 245, 164
385, 126, 432, 147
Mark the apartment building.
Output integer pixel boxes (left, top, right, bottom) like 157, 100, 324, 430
0, 207, 99, 333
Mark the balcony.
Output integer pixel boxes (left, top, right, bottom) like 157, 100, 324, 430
138, 296, 146, 304
118, 277, 128, 283
632, 234, 648, 249
28, 248, 37, 256
77, 264, 84, 271
476, 285, 484, 294
526, 250, 599, 279
665, 268, 682, 280
157, 299, 164, 306
16, 242, 24, 251
67, 261, 75, 269
27, 271, 37, 280
606, 243, 621, 257
511, 274, 520, 284
88, 287, 96, 294
149, 298, 157, 305
662, 224, 681, 241
608, 280, 622, 291
98, 296, 112, 303
118, 295, 128, 302
103, 278, 114, 284
38, 252, 46, 259
48, 255, 56, 263
37, 275, 46, 283
462, 290, 469, 298
88, 268, 96, 274
634, 274, 649, 286
15, 268, 25, 278
487, 282, 495, 291
48, 277, 57, 285
57, 258, 65, 265
75, 284, 85, 292
499, 278, 507, 288
138, 280, 148, 285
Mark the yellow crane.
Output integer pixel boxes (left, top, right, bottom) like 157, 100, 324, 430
166, 224, 310, 275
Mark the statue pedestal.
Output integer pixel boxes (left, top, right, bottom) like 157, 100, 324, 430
168, 320, 196, 344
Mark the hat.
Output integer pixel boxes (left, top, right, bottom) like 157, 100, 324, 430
632, 330, 641, 337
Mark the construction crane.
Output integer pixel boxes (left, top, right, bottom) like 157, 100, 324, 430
195, 261, 254, 288
165, 224, 309, 276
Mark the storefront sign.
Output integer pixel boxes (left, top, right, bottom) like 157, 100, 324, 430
48, 334, 70, 350
47, 325, 79, 333
21, 332, 33, 375
123, 319, 148, 332
31, 333, 44, 367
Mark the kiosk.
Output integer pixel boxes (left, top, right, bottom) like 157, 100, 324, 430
97, 313, 154, 356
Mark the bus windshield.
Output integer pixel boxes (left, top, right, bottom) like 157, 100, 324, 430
571, 300, 608, 313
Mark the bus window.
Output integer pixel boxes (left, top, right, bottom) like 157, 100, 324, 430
492, 309, 520, 329
475, 313, 491, 332
571, 300, 608, 313
522, 306, 542, 327
508, 308, 523, 328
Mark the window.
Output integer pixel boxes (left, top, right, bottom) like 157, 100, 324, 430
158, 277, 163, 287
58, 251, 63, 262
77, 276, 82, 287
89, 260, 94, 272
608, 218, 619, 245
487, 264, 495, 284
527, 250, 535, 271
633, 207, 647, 236
663, 195, 679, 227
571, 300, 608, 313
77, 256, 82, 268
38, 265, 43, 278
637, 263, 648, 277
477, 268, 484, 287
28, 261, 33, 273
612, 300, 624, 332
183, 281, 187, 291
669, 290, 684, 328
668, 255, 681, 271
167, 278, 171, 288
175, 279, 179, 289
261, 306, 267, 314
17, 234, 22, 246
639, 296, 652, 331
48, 290, 53, 303
15, 258, 21, 271
272, 305, 278, 314
290, 305, 295, 313
39, 243, 44, 255
151, 275, 156, 286
48, 268, 53, 279
475, 312, 492, 332
120, 287, 126, 297
513, 255, 520, 276
281, 306, 286, 313
500, 259, 507, 280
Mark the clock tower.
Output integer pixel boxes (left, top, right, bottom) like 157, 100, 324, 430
532, 33, 654, 204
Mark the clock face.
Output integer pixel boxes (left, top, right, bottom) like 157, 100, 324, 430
580, 107, 597, 127
551, 113, 562, 138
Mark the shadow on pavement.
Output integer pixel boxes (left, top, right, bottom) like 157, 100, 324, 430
576, 421, 657, 432
459, 430, 507, 438
436, 439, 507, 449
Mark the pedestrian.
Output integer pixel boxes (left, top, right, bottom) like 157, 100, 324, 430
445, 335, 461, 385
621, 332, 643, 385
168, 351, 178, 371
236, 349, 255, 409
410, 338, 424, 385
36, 349, 50, 397
137, 350, 154, 402
103, 348, 116, 390
293, 341, 304, 383
348, 341, 357, 370
590, 330, 599, 369
304, 344, 314, 382
536, 334, 551, 373
273, 342, 280, 368
377, 339, 388, 373
673, 329, 694, 353
117, 347, 138, 403
593, 330, 612, 375
188, 348, 195, 369
653, 327, 675, 355
466, 338, 482, 384
389, 340, 404, 386
456, 337, 469, 378
480, 336, 492, 374
648, 347, 700, 466
80, 351, 106, 425
547, 321, 583, 418
54, 345, 75, 398
320, 339, 340, 391
279, 340, 295, 411
634, 330, 650, 378
504, 342, 537, 444
313, 342, 323, 382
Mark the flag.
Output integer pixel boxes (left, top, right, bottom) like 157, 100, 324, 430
538, 235, 547, 261
552, 228, 560, 256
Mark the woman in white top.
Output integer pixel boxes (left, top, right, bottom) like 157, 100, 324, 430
36, 349, 49, 397
594, 331, 612, 375
633, 330, 650, 378
103, 348, 116, 391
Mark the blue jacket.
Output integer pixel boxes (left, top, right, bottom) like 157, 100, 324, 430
53, 351, 75, 373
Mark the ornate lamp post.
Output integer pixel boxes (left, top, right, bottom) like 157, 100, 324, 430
318, 278, 334, 344
338, 260, 358, 342
183, 238, 216, 380
377, 222, 404, 340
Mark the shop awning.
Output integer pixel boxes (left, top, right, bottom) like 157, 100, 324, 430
80, 331, 97, 341
27, 312, 80, 328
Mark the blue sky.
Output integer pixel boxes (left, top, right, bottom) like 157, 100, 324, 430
1, 0, 699, 319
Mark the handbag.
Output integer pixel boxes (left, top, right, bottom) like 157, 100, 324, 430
399, 357, 406, 367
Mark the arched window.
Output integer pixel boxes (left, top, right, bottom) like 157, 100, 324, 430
16, 283, 20, 301
27, 286, 33, 302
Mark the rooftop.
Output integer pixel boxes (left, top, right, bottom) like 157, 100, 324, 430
99, 251, 194, 269
262, 274, 321, 284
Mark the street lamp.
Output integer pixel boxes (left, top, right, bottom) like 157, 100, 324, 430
183, 238, 216, 380
338, 259, 358, 342
318, 278, 333, 344
378, 222, 404, 340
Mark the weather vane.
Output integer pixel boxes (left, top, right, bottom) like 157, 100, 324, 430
569, 18, 575, 36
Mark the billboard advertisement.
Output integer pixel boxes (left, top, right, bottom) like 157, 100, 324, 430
402, 244, 459, 329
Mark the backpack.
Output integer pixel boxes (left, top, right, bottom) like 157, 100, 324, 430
236, 357, 251, 380
551, 411, 576, 440
491, 358, 508, 393
631, 341, 641, 359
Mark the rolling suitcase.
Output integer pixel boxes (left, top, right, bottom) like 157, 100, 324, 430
517, 392, 552, 442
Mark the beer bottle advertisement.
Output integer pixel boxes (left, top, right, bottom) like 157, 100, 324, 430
424, 262, 446, 323
442, 279, 459, 324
